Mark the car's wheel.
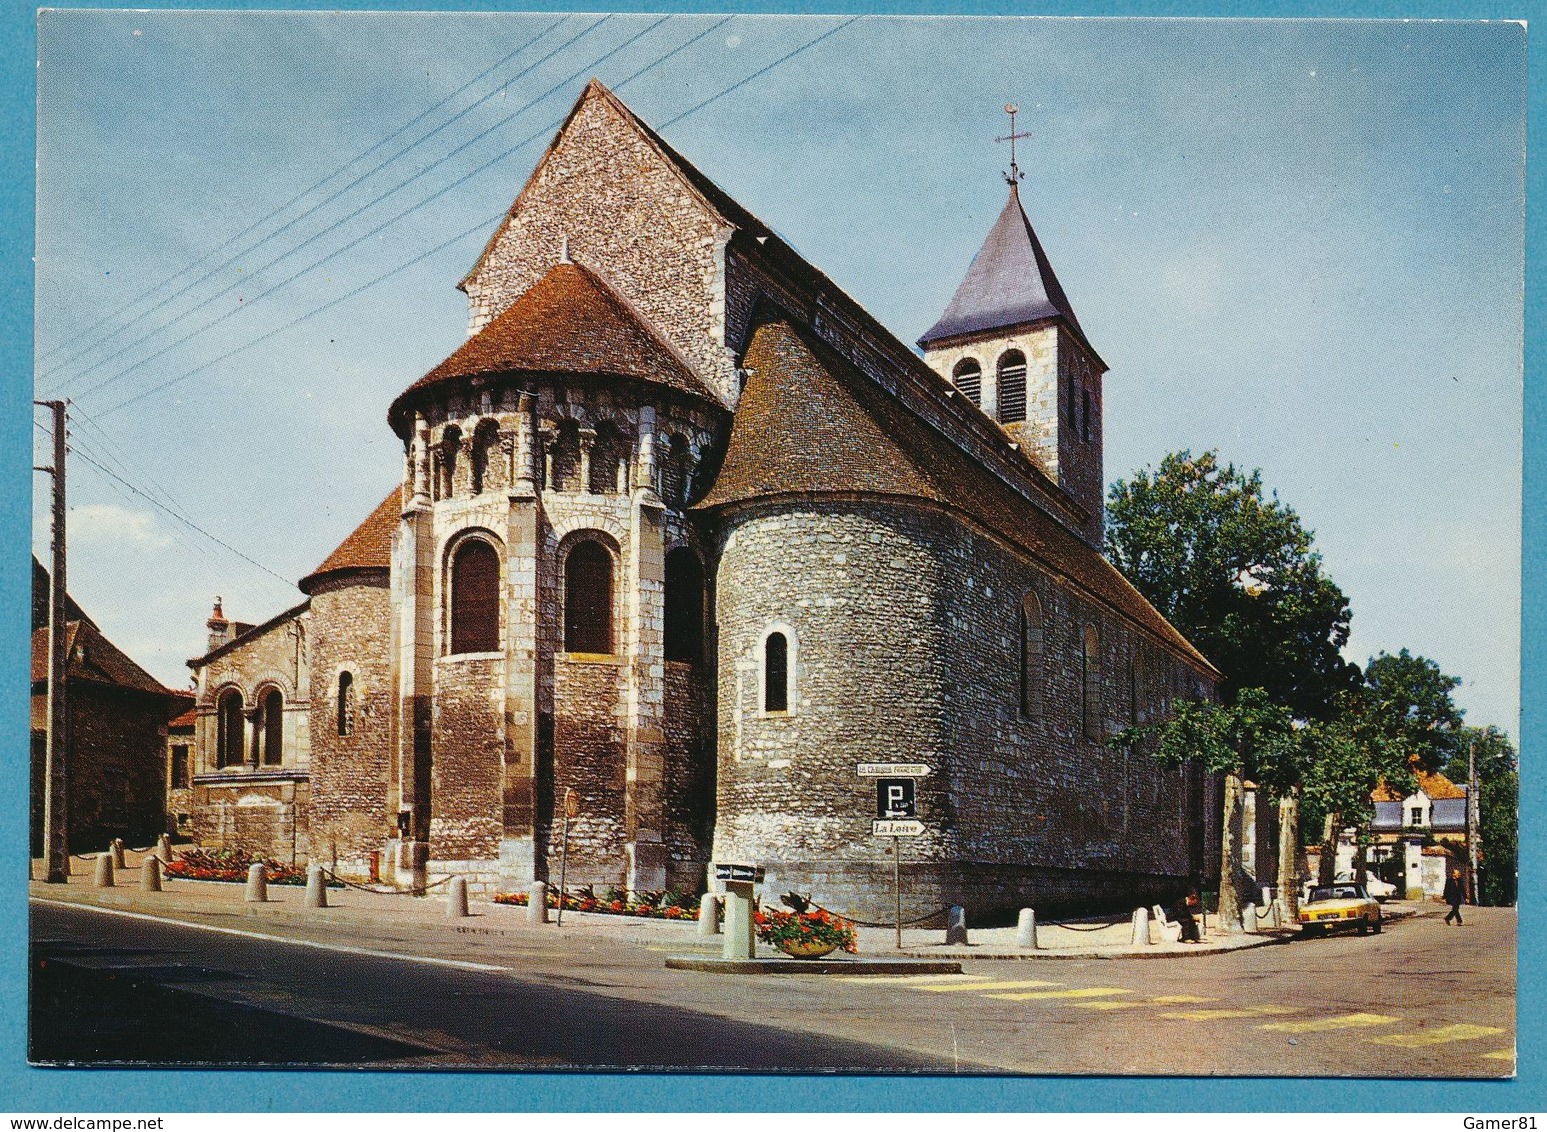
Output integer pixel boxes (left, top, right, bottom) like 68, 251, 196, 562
1358, 920, 1369, 935
1372, 916, 1382, 934
1301, 924, 1322, 938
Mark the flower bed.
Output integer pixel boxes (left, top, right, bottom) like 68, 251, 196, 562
754, 907, 859, 954
164, 848, 321, 886
492, 887, 700, 921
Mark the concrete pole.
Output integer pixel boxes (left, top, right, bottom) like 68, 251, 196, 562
140, 857, 162, 892
1242, 902, 1258, 934
721, 881, 754, 960
92, 853, 113, 888
1131, 905, 1150, 945
697, 894, 721, 936
1468, 736, 1481, 904
304, 864, 328, 909
1015, 908, 1037, 949
39, 399, 69, 884
245, 862, 268, 902
945, 905, 968, 946
111, 838, 125, 869
446, 876, 469, 917
527, 881, 548, 924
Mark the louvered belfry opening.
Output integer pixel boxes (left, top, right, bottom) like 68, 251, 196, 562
952, 358, 983, 406
450, 540, 500, 654
998, 349, 1027, 423
564, 540, 614, 654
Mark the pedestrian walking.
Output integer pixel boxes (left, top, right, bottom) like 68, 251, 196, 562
1443, 867, 1465, 925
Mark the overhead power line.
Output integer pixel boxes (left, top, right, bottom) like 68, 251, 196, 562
38, 14, 574, 385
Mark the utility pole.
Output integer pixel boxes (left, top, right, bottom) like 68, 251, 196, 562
1468, 735, 1480, 904
34, 399, 69, 883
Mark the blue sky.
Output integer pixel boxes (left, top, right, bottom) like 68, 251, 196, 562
33, 12, 1524, 733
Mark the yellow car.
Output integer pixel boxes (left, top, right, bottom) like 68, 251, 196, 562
1299, 883, 1383, 936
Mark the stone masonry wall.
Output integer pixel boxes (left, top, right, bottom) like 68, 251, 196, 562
431, 654, 506, 862
550, 655, 629, 886
662, 659, 712, 893
307, 575, 396, 870
1056, 327, 1105, 547
462, 88, 737, 404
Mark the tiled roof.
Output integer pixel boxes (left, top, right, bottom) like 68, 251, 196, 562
31, 619, 174, 699
391, 261, 718, 432
694, 314, 1215, 673
300, 488, 400, 592
169, 706, 198, 729
1370, 760, 1468, 802
919, 186, 1094, 357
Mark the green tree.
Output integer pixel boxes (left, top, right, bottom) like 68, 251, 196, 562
1360, 649, 1465, 772
1106, 451, 1360, 719
1443, 725, 1518, 905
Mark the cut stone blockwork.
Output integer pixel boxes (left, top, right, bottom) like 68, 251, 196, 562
188, 78, 1220, 918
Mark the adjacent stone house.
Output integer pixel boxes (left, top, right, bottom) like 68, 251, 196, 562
187, 80, 1221, 917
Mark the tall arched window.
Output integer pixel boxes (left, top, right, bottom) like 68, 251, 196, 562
564, 540, 613, 654
217, 688, 244, 769
997, 350, 1027, 423
663, 547, 705, 664
1019, 592, 1044, 719
450, 539, 500, 654
1082, 626, 1102, 740
550, 422, 582, 493
337, 671, 355, 737
764, 631, 789, 713
259, 688, 284, 766
952, 358, 982, 406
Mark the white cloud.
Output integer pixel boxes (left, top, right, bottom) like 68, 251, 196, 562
69, 503, 172, 550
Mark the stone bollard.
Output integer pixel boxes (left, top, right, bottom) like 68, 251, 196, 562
111, 838, 126, 869
1015, 908, 1038, 949
93, 853, 115, 888
446, 876, 469, 918
697, 894, 722, 936
1131, 905, 1151, 945
945, 905, 969, 946
156, 834, 173, 864
305, 864, 329, 909
1242, 902, 1258, 934
140, 857, 162, 893
527, 881, 548, 924
245, 862, 268, 903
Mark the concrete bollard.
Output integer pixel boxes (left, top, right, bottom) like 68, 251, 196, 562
93, 853, 114, 888
245, 862, 268, 903
111, 838, 126, 869
698, 893, 722, 936
1016, 908, 1038, 949
1131, 905, 1151, 945
446, 876, 469, 918
305, 864, 328, 909
527, 881, 548, 924
156, 834, 173, 864
1242, 902, 1258, 934
945, 905, 969, 946
139, 857, 162, 892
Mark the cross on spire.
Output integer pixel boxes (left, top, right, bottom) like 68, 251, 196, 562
995, 102, 1033, 187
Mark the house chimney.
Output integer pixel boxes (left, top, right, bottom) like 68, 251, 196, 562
206, 597, 230, 652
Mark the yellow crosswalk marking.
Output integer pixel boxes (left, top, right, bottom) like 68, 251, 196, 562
1260, 1013, 1400, 1033
988, 987, 1132, 1001
1159, 1006, 1301, 1021
916, 979, 1064, 993
834, 974, 987, 985
1074, 1000, 1147, 1010
1370, 1024, 1506, 1047
1481, 1049, 1516, 1061
1148, 995, 1216, 1004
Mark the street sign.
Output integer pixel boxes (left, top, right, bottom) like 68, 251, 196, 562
857, 762, 933, 778
714, 863, 765, 883
873, 819, 925, 837
563, 788, 580, 819
876, 778, 917, 820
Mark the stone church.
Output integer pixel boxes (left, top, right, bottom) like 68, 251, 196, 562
186, 80, 1221, 918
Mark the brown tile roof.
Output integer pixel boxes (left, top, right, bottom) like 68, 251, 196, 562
391, 261, 718, 432
1371, 759, 1468, 802
694, 314, 1215, 673
169, 705, 198, 729
30, 619, 174, 699
300, 488, 401, 592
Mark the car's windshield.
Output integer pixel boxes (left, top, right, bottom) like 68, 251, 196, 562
1309, 885, 1362, 902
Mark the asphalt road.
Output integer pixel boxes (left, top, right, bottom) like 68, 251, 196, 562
29, 897, 1514, 1076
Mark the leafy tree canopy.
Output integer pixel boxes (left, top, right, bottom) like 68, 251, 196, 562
1355, 649, 1465, 773
1106, 450, 1359, 718
1114, 687, 1300, 796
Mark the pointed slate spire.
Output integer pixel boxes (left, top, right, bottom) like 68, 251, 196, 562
918, 186, 1085, 348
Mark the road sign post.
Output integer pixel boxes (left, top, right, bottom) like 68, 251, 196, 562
714, 863, 764, 960
858, 762, 932, 950
556, 788, 579, 927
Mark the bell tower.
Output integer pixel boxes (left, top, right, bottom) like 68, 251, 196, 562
918, 105, 1107, 548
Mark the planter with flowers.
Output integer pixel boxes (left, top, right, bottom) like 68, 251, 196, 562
754, 907, 859, 959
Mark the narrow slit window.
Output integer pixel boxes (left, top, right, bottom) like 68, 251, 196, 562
337, 671, 355, 737
1019, 593, 1044, 719
260, 689, 283, 766
764, 632, 789, 713
1082, 626, 1102, 740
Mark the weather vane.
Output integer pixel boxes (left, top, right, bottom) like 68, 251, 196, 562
995, 102, 1033, 186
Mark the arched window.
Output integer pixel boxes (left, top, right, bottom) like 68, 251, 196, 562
337, 671, 355, 737
564, 540, 613, 654
217, 688, 244, 769
450, 539, 500, 654
471, 419, 500, 494
659, 434, 691, 509
590, 423, 626, 495
1082, 626, 1102, 740
550, 422, 582, 493
1082, 388, 1093, 442
764, 631, 789, 713
258, 688, 284, 766
997, 350, 1027, 423
439, 425, 462, 499
664, 548, 705, 664
952, 358, 982, 406
1019, 592, 1044, 720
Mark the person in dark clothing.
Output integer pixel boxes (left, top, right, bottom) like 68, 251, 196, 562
1443, 868, 1466, 925
1175, 890, 1203, 943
